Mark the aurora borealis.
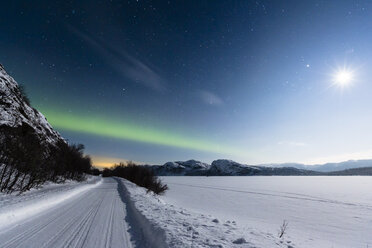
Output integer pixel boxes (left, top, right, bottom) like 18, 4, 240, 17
41, 108, 243, 156
2, 1, 372, 166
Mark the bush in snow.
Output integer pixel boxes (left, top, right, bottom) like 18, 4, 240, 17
51, 141, 92, 182
105, 162, 168, 195
102, 168, 113, 177
0, 125, 93, 193
0, 125, 49, 193
278, 220, 288, 238
89, 168, 101, 176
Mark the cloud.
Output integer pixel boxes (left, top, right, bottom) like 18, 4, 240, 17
68, 27, 166, 92
277, 141, 307, 147
198, 90, 224, 106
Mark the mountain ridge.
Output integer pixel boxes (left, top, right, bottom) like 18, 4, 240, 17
148, 159, 372, 176
148, 159, 321, 176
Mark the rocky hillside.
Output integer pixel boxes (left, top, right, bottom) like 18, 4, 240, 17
0, 64, 91, 193
0, 64, 63, 146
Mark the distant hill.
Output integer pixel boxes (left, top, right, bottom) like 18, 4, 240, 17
327, 166, 372, 176
148, 159, 321, 176
261, 159, 372, 172
311, 160, 372, 172
148, 159, 372, 176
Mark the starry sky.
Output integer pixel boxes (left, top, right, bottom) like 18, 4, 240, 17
2, 0, 372, 167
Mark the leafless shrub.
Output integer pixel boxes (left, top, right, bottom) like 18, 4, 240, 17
278, 220, 288, 238
0, 124, 92, 194
105, 162, 168, 195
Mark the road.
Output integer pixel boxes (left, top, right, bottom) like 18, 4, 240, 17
0, 178, 132, 248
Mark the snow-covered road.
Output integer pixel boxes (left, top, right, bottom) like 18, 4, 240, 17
0, 177, 132, 248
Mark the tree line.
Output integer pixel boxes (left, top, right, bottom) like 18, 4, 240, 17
102, 162, 168, 195
0, 124, 93, 194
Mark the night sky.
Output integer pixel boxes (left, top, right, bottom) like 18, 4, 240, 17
2, 1, 372, 167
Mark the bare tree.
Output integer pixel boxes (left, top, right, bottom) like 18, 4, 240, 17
0, 124, 92, 194
278, 220, 288, 238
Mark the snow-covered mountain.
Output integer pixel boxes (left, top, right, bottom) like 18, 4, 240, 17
261, 159, 372, 172
148, 160, 211, 176
150, 159, 319, 176
209, 159, 262, 175
150, 158, 372, 176
0, 64, 63, 146
310, 159, 372, 172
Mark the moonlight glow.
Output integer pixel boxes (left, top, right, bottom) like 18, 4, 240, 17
333, 69, 354, 87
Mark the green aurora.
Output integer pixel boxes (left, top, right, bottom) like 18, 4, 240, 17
41, 109, 244, 157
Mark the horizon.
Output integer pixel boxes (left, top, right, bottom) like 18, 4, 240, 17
2, 2, 372, 247
2, 1, 372, 166
91, 155, 372, 169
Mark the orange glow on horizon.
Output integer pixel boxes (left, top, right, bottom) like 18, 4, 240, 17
91, 156, 142, 168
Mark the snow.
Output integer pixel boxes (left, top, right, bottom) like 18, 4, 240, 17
151, 159, 315, 176
210, 159, 261, 175
160, 176, 372, 248
154, 159, 372, 176
1, 174, 368, 247
0, 176, 102, 231
119, 178, 292, 248
179, 159, 210, 169
0, 177, 132, 248
154, 160, 212, 175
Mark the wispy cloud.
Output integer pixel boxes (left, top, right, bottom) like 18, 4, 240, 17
198, 90, 224, 106
68, 27, 166, 92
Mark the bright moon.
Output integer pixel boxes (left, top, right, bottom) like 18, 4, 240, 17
333, 69, 354, 86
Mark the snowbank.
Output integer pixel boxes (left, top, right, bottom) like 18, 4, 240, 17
0, 176, 102, 231
115, 177, 167, 248
118, 178, 294, 248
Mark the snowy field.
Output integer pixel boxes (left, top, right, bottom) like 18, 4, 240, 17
1, 176, 370, 247
160, 176, 372, 248
122, 178, 292, 247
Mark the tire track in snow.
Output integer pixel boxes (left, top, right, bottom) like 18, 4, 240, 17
1, 192, 93, 248
0, 178, 132, 248
0, 178, 102, 231
49, 192, 106, 248
104, 196, 116, 248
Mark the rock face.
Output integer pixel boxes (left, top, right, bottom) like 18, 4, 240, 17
0, 64, 63, 146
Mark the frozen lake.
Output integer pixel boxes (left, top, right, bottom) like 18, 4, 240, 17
160, 176, 372, 248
